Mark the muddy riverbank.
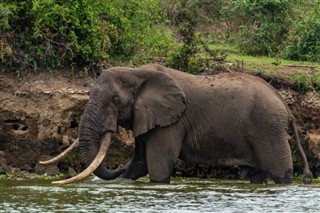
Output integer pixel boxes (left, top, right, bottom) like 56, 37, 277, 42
0, 69, 319, 179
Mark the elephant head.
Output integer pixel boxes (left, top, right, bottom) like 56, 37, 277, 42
53, 66, 186, 183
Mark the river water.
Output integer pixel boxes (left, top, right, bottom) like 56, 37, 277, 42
1, 177, 320, 212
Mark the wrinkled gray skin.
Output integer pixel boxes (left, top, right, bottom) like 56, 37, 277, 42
79, 64, 312, 184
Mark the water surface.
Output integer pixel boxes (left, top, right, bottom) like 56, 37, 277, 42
1, 178, 320, 212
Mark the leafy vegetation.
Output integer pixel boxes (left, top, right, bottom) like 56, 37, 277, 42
0, 0, 319, 90
221, 0, 294, 56
284, 1, 320, 63
0, 0, 175, 74
0, 172, 65, 180
220, 0, 320, 63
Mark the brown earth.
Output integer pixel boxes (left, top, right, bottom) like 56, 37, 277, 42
0, 69, 319, 179
0, 71, 134, 178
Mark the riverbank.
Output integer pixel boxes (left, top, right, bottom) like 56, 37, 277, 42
0, 65, 319, 181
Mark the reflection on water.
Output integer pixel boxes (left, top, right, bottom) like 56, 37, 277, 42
1, 177, 320, 212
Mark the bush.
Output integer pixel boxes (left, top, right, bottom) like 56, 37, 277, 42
0, 0, 176, 74
1, 0, 106, 73
104, 0, 177, 65
164, 0, 205, 72
222, 0, 295, 56
284, 2, 320, 63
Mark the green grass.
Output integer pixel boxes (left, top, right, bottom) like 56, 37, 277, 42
0, 172, 65, 181
228, 54, 320, 69
208, 44, 320, 91
209, 44, 239, 53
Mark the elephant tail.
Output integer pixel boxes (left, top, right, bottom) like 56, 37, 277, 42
290, 119, 313, 184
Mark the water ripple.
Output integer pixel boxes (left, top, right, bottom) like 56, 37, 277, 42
1, 179, 320, 212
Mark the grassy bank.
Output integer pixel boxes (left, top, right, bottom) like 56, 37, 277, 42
208, 43, 320, 91
228, 54, 320, 91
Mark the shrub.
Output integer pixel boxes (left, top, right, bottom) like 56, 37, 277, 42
0, 0, 176, 74
103, 0, 176, 65
164, 0, 202, 71
284, 2, 320, 63
1, 0, 107, 73
222, 0, 295, 56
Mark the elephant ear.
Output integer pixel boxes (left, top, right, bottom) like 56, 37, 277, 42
133, 70, 186, 137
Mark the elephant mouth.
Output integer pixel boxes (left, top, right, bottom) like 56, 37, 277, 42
46, 132, 115, 184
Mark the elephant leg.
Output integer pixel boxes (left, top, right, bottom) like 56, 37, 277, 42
271, 169, 293, 184
265, 154, 293, 184
249, 170, 268, 184
239, 166, 268, 184
145, 127, 184, 183
254, 135, 293, 184
121, 137, 148, 180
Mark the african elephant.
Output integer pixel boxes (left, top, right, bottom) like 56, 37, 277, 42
50, 64, 312, 184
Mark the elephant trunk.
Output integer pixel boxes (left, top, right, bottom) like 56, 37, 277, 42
52, 104, 125, 184
78, 105, 125, 180
52, 133, 114, 184
80, 132, 125, 180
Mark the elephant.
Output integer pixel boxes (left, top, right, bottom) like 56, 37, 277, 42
47, 64, 312, 184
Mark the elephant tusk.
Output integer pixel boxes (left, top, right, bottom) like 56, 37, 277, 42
52, 133, 112, 184
39, 138, 79, 165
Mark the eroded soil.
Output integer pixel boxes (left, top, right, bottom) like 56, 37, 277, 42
0, 71, 134, 178
0, 70, 319, 179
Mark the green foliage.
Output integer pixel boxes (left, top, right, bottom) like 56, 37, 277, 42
0, 174, 9, 180
129, 25, 176, 65
165, 0, 200, 71
1, 0, 105, 73
165, 1, 226, 73
187, 52, 223, 74
1, 0, 318, 75
0, 172, 65, 180
290, 71, 320, 91
41, 173, 65, 180
168, 35, 228, 74
222, 0, 295, 56
102, 0, 175, 60
284, 1, 320, 63
0, 0, 176, 74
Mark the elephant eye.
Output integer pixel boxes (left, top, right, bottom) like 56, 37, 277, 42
112, 96, 121, 105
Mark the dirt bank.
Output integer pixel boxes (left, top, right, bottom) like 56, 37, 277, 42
0, 70, 319, 179
0, 71, 134, 178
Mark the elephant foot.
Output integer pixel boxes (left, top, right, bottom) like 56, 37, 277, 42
302, 169, 313, 184
239, 166, 268, 184
150, 176, 170, 184
120, 159, 148, 180
272, 169, 293, 184
249, 171, 268, 184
